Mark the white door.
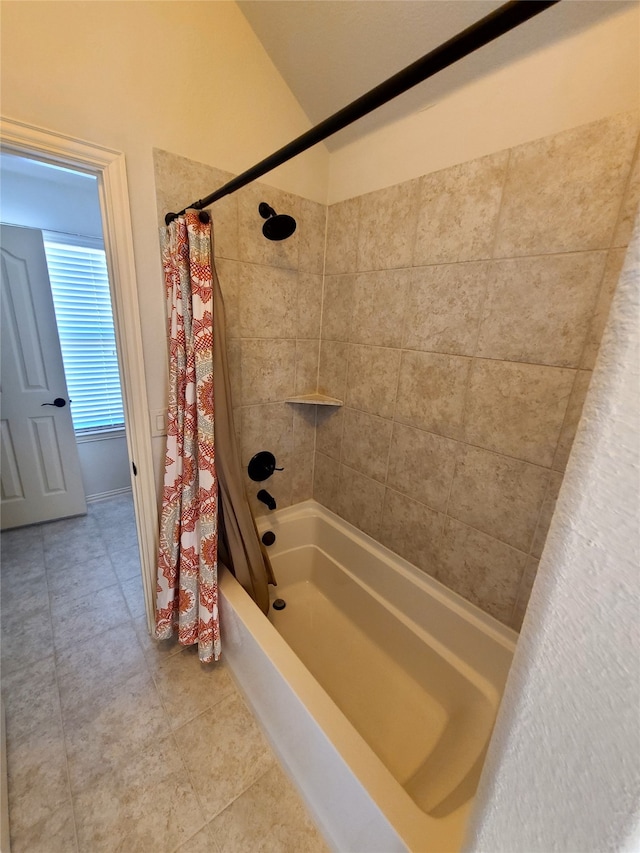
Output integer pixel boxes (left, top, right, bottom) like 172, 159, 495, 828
1, 224, 86, 529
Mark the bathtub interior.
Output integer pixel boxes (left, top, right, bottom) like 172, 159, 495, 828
268, 545, 495, 818
259, 504, 515, 822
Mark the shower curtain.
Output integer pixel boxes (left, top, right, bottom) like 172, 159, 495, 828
155, 210, 272, 663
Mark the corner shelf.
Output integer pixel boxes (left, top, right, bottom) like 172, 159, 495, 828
285, 393, 343, 407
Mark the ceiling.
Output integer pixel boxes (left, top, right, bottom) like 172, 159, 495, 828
238, 0, 634, 151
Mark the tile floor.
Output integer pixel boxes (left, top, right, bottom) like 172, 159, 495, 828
0, 494, 328, 853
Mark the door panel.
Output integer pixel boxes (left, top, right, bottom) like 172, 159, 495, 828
0, 224, 86, 528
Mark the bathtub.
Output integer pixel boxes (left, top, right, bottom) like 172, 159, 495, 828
219, 500, 516, 852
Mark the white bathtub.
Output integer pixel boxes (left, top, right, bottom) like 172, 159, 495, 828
219, 500, 516, 852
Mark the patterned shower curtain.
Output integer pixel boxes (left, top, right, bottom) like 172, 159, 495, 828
155, 211, 221, 662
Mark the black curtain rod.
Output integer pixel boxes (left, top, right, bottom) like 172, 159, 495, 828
165, 0, 560, 225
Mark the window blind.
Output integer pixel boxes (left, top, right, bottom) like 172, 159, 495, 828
43, 234, 125, 433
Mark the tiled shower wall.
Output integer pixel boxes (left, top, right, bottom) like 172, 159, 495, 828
313, 112, 639, 629
154, 150, 326, 517
154, 111, 639, 632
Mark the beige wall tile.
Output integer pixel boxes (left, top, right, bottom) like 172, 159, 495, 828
315, 406, 344, 461
209, 764, 328, 853
173, 694, 276, 821
291, 451, 315, 504
395, 350, 471, 440
345, 344, 401, 419
313, 451, 341, 512
476, 252, 607, 367
294, 339, 320, 394
510, 556, 539, 632
325, 197, 359, 274
239, 339, 296, 405
386, 423, 458, 512
320, 274, 355, 341
341, 408, 392, 483
298, 198, 327, 274
246, 465, 293, 517
531, 470, 564, 559
317, 340, 349, 400
612, 143, 640, 248
495, 113, 639, 257
239, 264, 297, 338
437, 518, 528, 625
414, 151, 508, 266
356, 179, 420, 271
552, 369, 593, 471
448, 445, 550, 552
404, 261, 490, 356
227, 339, 242, 409
379, 489, 444, 577
350, 269, 410, 348
464, 359, 575, 467
336, 465, 385, 539
240, 402, 293, 464
153, 149, 238, 260
214, 258, 240, 339
297, 273, 323, 339
581, 249, 627, 369
293, 405, 317, 453
237, 182, 300, 270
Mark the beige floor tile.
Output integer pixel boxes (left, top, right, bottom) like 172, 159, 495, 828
209, 764, 328, 853
174, 823, 222, 853
120, 574, 147, 619
56, 621, 148, 719
174, 694, 276, 821
133, 614, 184, 669
50, 583, 129, 654
9, 800, 78, 853
63, 668, 170, 794
152, 647, 236, 729
47, 554, 120, 604
73, 735, 205, 853
109, 543, 142, 582
2, 655, 59, 748
7, 720, 70, 836
1, 609, 55, 676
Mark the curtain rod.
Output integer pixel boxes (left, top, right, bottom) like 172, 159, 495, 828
165, 0, 560, 225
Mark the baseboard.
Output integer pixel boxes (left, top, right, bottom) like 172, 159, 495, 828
86, 487, 133, 503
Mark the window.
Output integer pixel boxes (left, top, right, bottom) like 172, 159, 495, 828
43, 233, 124, 433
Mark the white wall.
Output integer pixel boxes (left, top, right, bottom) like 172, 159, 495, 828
466, 219, 640, 851
0, 0, 330, 487
328, 4, 640, 202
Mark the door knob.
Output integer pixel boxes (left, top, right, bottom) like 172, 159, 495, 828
41, 398, 67, 408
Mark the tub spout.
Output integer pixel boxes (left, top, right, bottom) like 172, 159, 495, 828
257, 489, 277, 511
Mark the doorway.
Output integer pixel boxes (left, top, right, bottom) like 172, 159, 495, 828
0, 118, 157, 634
1, 154, 132, 523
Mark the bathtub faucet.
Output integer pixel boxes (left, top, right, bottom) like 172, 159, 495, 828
257, 489, 277, 511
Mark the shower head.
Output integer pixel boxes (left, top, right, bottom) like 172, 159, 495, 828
258, 202, 297, 241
